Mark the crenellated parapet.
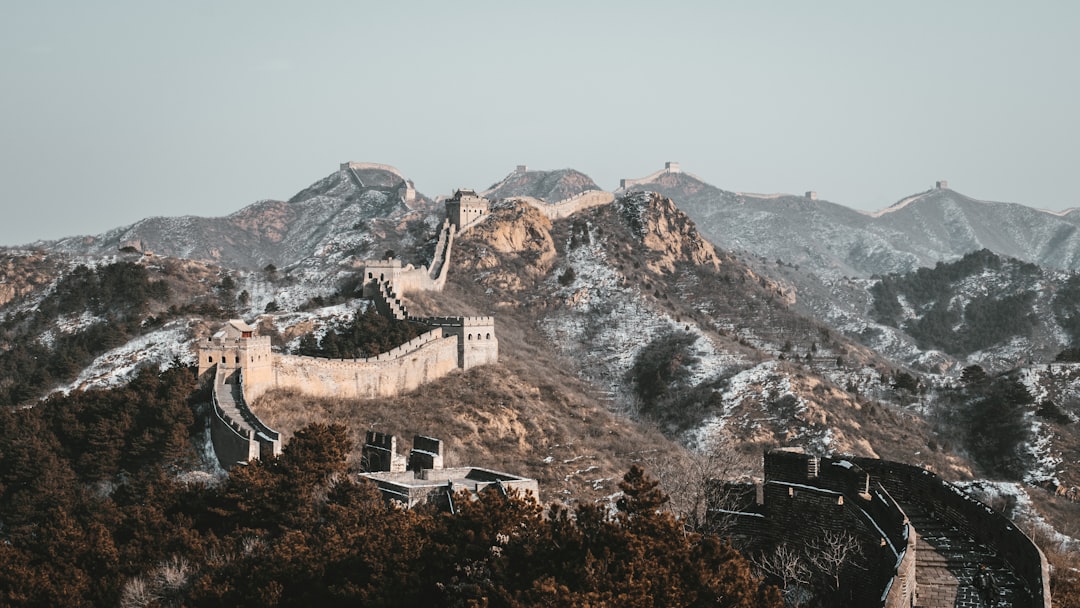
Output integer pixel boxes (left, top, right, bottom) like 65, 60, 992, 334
208, 364, 281, 468
717, 449, 1050, 608
511, 190, 616, 220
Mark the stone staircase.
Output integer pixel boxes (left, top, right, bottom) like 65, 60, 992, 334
903, 503, 1032, 608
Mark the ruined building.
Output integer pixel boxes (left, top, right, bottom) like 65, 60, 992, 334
359, 433, 539, 510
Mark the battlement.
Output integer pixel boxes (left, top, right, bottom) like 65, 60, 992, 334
620, 161, 684, 190
423, 316, 496, 327
339, 161, 407, 181
361, 258, 404, 270
362, 431, 407, 473
513, 190, 616, 220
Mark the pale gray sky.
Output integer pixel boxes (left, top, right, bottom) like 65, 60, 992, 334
2, 1, 1078, 246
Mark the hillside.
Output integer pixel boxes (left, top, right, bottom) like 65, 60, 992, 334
43, 164, 434, 270
4, 161, 1079, 604
397, 193, 972, 480
623, 167, 1080, 278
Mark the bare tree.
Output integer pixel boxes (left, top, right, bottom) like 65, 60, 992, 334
751, 543, 812, 607
640, 439, 756, 535
807, 530, 865, 595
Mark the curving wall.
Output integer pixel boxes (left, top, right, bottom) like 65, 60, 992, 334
514, 190, 616, 220
851, 458, 1051, 608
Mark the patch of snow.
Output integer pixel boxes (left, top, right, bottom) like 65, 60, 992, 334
53, 320, 196, 394
958, 479, 1080, 554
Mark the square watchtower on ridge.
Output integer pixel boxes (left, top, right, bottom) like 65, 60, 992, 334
446, 189, 490, 230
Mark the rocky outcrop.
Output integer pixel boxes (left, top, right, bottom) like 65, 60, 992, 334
456, 203, 557, 292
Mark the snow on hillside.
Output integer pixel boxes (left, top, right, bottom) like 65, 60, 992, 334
55, 320, 197, 394
685, 361, 792, 447
959, 479, 1080, 554
38, 311, 104, 348
267, 301, 369, 352
540, 225, 746, 410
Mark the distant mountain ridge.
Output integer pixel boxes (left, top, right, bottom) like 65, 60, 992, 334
482, 166, 600, 202
617, 165, 1080, 278
45, 165, 432, 269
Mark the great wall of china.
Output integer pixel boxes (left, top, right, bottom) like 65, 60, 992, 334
199, 181, 497, 469
194, 162, 1052, 604
720, 449, 1050, 608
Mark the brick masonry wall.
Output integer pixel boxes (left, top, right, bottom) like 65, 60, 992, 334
272, 334, 460, 399
851, 458, 1051, 608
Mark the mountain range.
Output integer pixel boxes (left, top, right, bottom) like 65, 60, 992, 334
3, 160, 1078, 555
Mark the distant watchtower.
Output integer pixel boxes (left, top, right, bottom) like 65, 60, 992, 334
446, 188, 490, 230
936, 180, 949, 190
665, 161, 681, 173
805, 191, 818, 200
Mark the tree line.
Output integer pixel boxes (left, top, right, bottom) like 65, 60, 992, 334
0, 365, 780, 607
293, 306, 429, 359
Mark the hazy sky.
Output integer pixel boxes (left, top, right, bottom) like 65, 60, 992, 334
2, 1, 1078, 246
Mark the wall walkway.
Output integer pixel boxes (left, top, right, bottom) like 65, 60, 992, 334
851, 458, 1050, 608
209, 366, 281, 468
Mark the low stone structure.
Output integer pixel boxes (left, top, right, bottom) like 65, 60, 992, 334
936, 180, 949, 190
359, 433, 538, 510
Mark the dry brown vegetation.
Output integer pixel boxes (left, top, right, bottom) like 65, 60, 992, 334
252, 363, 685, 505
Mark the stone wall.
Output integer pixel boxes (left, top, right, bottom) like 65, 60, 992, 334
514, 190, 616, 220
208, 366, 281, 468
271, 330, 460, 400
717, 450, 916, 608
209, 389, 260, 466
359, 219, 456, 296
851, 458, 1052, 608
340, 161, 408, 182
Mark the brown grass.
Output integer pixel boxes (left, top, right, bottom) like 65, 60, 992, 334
251, 362, 684, 505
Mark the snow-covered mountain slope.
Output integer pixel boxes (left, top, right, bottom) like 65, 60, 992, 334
44, 166, 432, 270
431, 192, 954, 474
628, 170, 1080, 278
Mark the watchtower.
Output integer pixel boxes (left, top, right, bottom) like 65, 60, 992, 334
197, 320, 273, 398
446, 189, 490, 230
